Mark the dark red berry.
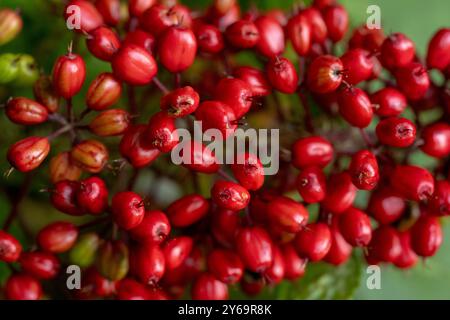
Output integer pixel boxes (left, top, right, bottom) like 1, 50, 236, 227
266, 57, 299, 94
236, 227, 273, 273
112, 44, 157, 85
300, 7, 327, 43
38, 221, 78, 253
368, 187, 406, 224
6, 97, 48, 125
207, 249, 244, 284
7, 136, 50, 172
163, 236, 194, 270
167, 194, 209, 227
130, 243, 165, 285
0, 230, 22, 263
294, 222, 332, 262
195, 101, 237, 139
191, 273, 228, 300
158, 26, 197, 73
429, 180, 450, 216
225, 20, 259, 48
427, 28, 450, 71
322, 172, 358, 214
337, 87, 373, 128
291, 136, 334, 169
50, 180, 81, 216
286, 14, 311, 56
180, 140, 220, 174
64, 0, 103, 33
307, 55, 343, 93
395, 62, 430, 101
348, 150, 379, 190
390, 165, 434, 201
380, 33, 415, 70
393, 231, 418, 269
323, 4, 348, 43
263, 246, 285, 284
338, 207, 372, 247
371, 87, 407, 118
52, 52, 86, 99
296, 166, 326, 203
5, 274, 42, 300
129, 0, 155, 18
111, 191, 145, 230
77, 176, 108, 215
233, 66, 271, 97
86, 26, 120, 61
368, 225, 401, 263
266, 196, 309, 233
123, 29, 155, 54
231, 153, 265, 191
95, 0, 120, 26
411, 216, 442, 257
254, 15, 285, 58
324, 216, 352, 266
130, 210, 171, 244
281, 244, 306, 280
140, 4, 192, 37
340, 49, 374, 85
145, 111, 179, 152
119, 125, 160, 168
211, 209, 240, 248
420, 123, 450, 158
19, 251, 60, 280
214, 77, 253, 118
212, 180, 250, 211
195, 22, 224, 54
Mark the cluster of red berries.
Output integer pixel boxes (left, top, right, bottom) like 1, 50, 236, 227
1, 0, 450, 300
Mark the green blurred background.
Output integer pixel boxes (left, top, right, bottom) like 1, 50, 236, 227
1, 0, 450, 299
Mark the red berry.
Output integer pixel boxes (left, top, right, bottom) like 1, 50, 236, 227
266, 57, 299, 94
191, 273, 228, 300
130, 243, 165, 285
225, 20, 259, 48
116, 278, 152, 300
410, 216, 442, 257
380, 33, 415, 70
128, 0, 155, 17
51, 180, 81, 216
390, 165, 434, 201
167, 194, 209, 227
296, 166, 327, 203
5, 274, 42, 300
163, 236, 194, 270
393, 231, 418, 269
195, 23, 224, 54
395, 62, 430, 101
231, 153, 265, 191
294, 222, 332, 262
324, 216, 352, 266
337, 87, 373, 128
429, 180, 450, 216
338, 207, 372, 247
86, 72, 122, 111
145, 111, 179, 152
112, 44, 157, 85
307, 55, 343, 94
123, 29, 155, 54
233, 66, 271, 97
368, 225, 401, 262
376, 117, 416, 148
64, 0, 103, 33
348, 150, 379, 190
158, 26, 197, 73
236, 227, 273, 273
371, 87, 407, 118
6, 97, 48, 125
368, 187, 406, 224
140, 4, 192, 36
0, 230, 22, 263
281, 244, 306, 280
349, 25, 385, 52
263, 246, 285, 284
52, 52, 86, 99
300, 8, 327, 43
161, 86, 200, 117
77, 176, 108, 215
254, 16, 285, 58
420, 123, 450, 158
95, 0, 120, 26
130, 210, 171, 244
322, 4, 348, 43
211, 209, 240, 248
38, 221, 78, 253
291, 136, 334, 169
207, 249, 244, 284
180, 140, 220, 174
286, 14, 311, 56
211, 180, 250, 211
8, 136, 50, 172
214, 78, 253, 119
266, 196, 309, 233
119, 125, 160, 168
195, 101, 237, 139
86, 26, 120, 61
111, 191, 145, 230
340, 49, 374, 85
19, 251, 60, 280
427, 28, 450, 71
322, 172, 358, 214
80, 267, 117, 299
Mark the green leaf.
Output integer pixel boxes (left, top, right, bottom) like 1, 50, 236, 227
271, 255, 363, 300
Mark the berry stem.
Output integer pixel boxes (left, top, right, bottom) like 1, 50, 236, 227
153, 77, 170, 94
127, 85, 137, 119
217, 169, 237, 183
359, 128, 374, 148
299, 91, 315, 133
